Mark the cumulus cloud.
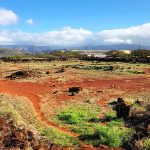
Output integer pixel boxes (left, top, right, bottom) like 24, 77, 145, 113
26, 19, 34, 25
98, 23, 150, 45
0, 8, 19, 26
1, 23, 150, 46
0, 27, 92, 46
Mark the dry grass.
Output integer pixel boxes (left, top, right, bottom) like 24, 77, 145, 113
1, 61, 149, 81
0, 60, 150, 147
0, 94, 79, 146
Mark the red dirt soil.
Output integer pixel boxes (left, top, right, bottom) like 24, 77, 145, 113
0, 75, 149, 136
0, 79, 78, 137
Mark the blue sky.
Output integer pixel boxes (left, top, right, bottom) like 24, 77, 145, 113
0, 0, 150, 46
1, 0, 150, 32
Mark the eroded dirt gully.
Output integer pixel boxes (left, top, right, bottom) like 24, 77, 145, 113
0, 79, 78, 137
0, 75, 150, 136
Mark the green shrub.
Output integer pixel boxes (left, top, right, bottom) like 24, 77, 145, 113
41, 127, 78, 146
57, 113, 81, 124
57, 103, 100, 125
108, 119, 124, 127
102, 66, 114, 71
94, 126, 130, 147
127, 70, 145, 74
81, 125, 131, 148
104, 110, 116, 120
142, 138, 150, 150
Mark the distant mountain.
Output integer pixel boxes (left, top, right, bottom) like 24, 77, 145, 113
78, 44, 150, 50
0, 45, 68, 53
0, 44, 149, 53
0, 48, 23, 58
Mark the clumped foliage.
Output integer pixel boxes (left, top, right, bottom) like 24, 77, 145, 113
67, 64, 114, 71
58, 113, 81, 124
135, 138, 150, 150
141, 138, 150, 150
57, 102, 100, 125
131, 50, 150, 58
88, 125, 131, 147
55, 102, 100, 135
55, 102, 133, 148
50, 50, 82, 59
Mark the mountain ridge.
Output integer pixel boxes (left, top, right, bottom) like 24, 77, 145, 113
0, 44, 149, 53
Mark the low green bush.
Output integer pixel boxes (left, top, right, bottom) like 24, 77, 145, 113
81, 125, 132, 148
57, 113, 81, 124
57, 103, 100, 125
127, 70, 145, 74
143, 138, 150, 150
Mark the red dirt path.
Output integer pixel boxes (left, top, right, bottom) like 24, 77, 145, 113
0, 75, 149, 136
0, 79, 78, 137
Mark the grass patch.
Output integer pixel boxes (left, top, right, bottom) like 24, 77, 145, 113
104, 110, 116, 120
0, 94, 79, 146
54, 102, 100, 135
127, 70, 145, 74
80, 125, 132, 148
141, 138, 150, 150
136, 138, 150, 150
41, 127, 78, 146
54, 101, 131, 147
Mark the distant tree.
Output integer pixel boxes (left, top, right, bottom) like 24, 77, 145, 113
131, 50, 150, 58
107, 50, 131, 59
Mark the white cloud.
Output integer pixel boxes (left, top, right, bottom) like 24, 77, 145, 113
26, 19, 34, 25
1, 23, 150, 46
0, 8, 19, 26
98, 23, 150, 45
0, 27, 92, 46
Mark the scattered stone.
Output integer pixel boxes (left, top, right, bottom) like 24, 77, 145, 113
97, 90, 103, 93
53, 91, 58, 94
113, 98, 130, 119
50, 84, 55, 87
0, 116, 62, 150
68, 87, 82, 96
98, 144, 110, 149
69, 87, 82, 93
80, 144, 94, 150
84, 99, 95, 104
46, 71, 50, 74
55, 68, 65, 73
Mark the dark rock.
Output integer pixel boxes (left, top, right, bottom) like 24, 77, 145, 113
113, 98, 130, 119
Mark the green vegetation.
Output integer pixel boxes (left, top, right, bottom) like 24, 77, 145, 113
106, 49, 150, 59
84, 125, 131, 147
56, 102, 100, 135
131, 50, 150, 58
127, 70, 145, 74
107, 50, 130, 59
41, 127, 78, 146
50, 50, 82, 59
0, 94, 78, 146
141, 138, 150, 150
65, 64, 114, 71
104, 110, 116, 120
63, 63, 147, 75
1, 50, 84, 62
1, 49, 150, 64
136, 138, 150, 150
53, 102, 132, 147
